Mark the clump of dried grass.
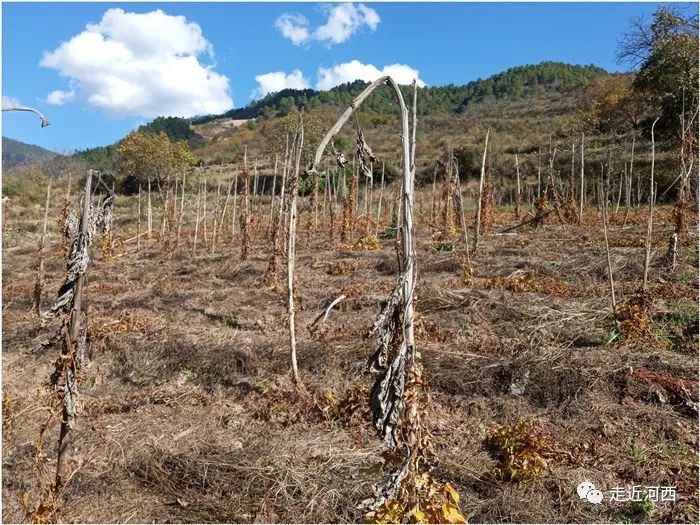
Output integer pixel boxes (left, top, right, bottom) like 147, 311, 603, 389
131, 432, 379, 523
320, 386, 370, 425
465, 269, 571, 296
485, 421, 553, 482
561, 197, 579, 223
89, 311, 149, 341
615, 291, 652, 340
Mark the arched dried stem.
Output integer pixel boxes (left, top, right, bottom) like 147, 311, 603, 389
2, 105, 50, 127
287, 115, 304, 386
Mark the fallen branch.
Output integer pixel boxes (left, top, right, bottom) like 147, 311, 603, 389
499, 209, 555, 233
309, 294, 346, 331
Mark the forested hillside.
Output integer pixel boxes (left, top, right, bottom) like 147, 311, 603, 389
1, 137, 57, 171
194, 62, 606, 122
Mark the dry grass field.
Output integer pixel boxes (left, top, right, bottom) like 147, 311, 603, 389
2, 182, 698, 523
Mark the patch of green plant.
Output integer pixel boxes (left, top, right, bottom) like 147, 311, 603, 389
614, 495, 654, 523
603, 328, 623, 345
179, 367, 197, 380
379, 226, 397, 239
433, 241, 455, 253
626, 435, 647, 463
660, 301, 695, 326
652, 301, 696, 352
223, 315, 240, 329
679, 271, 694, 285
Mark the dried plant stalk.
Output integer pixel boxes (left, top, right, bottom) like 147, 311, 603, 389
33, 181, 52, 318
41, 170, 114, 501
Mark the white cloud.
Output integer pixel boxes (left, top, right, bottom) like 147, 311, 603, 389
275, 3, 380, 46
47, 89, 76, 105
316, 60, 426, 90
314, 3, 380, 45
1, 95, 21, 107
40, 8, 233, 118
254, 70, 311, 99
274, 14, 311, 46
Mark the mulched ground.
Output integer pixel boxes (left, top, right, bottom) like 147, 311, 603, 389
2, 190, 697, 523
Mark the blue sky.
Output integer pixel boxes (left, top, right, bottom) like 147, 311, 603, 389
1, 2, 689, 152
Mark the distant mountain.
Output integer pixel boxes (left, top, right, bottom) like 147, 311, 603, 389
75, 61, 610, 174
2, 136, 58, 171
193, 61, 607, 123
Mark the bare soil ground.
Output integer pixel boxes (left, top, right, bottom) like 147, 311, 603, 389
2, 189, 698, 523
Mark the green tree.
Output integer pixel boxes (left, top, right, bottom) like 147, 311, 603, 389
116, 131, 195, 193
617, 5, 699, 136
138, 116, 193, 141
561, 74, 651, 134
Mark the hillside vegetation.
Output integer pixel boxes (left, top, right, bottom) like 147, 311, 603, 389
194, 62, 606, 122
1, 137, 57, 171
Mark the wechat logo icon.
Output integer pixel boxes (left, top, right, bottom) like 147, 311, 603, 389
577, 481, 604, 505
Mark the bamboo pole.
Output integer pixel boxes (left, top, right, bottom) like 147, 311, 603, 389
231, 170, 239, 242
602, 168, 617, 314
287, 114, 303, 387
375, 162, 385, 236
147, 179, 153, 239
515, 154, 522, 220
176, 169, 187, 247
33, 181, 52, 317
202, 176, 208, 246
430, 165, 437, 229
643, 118, 660, 291
193, 179, 201, 253
220, 171, 234, 232
137, 184, 142, 253
269, 155, 279, 233
579, 133, 585, 224
474, 128, 490, 251
241, 146, 250, 260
